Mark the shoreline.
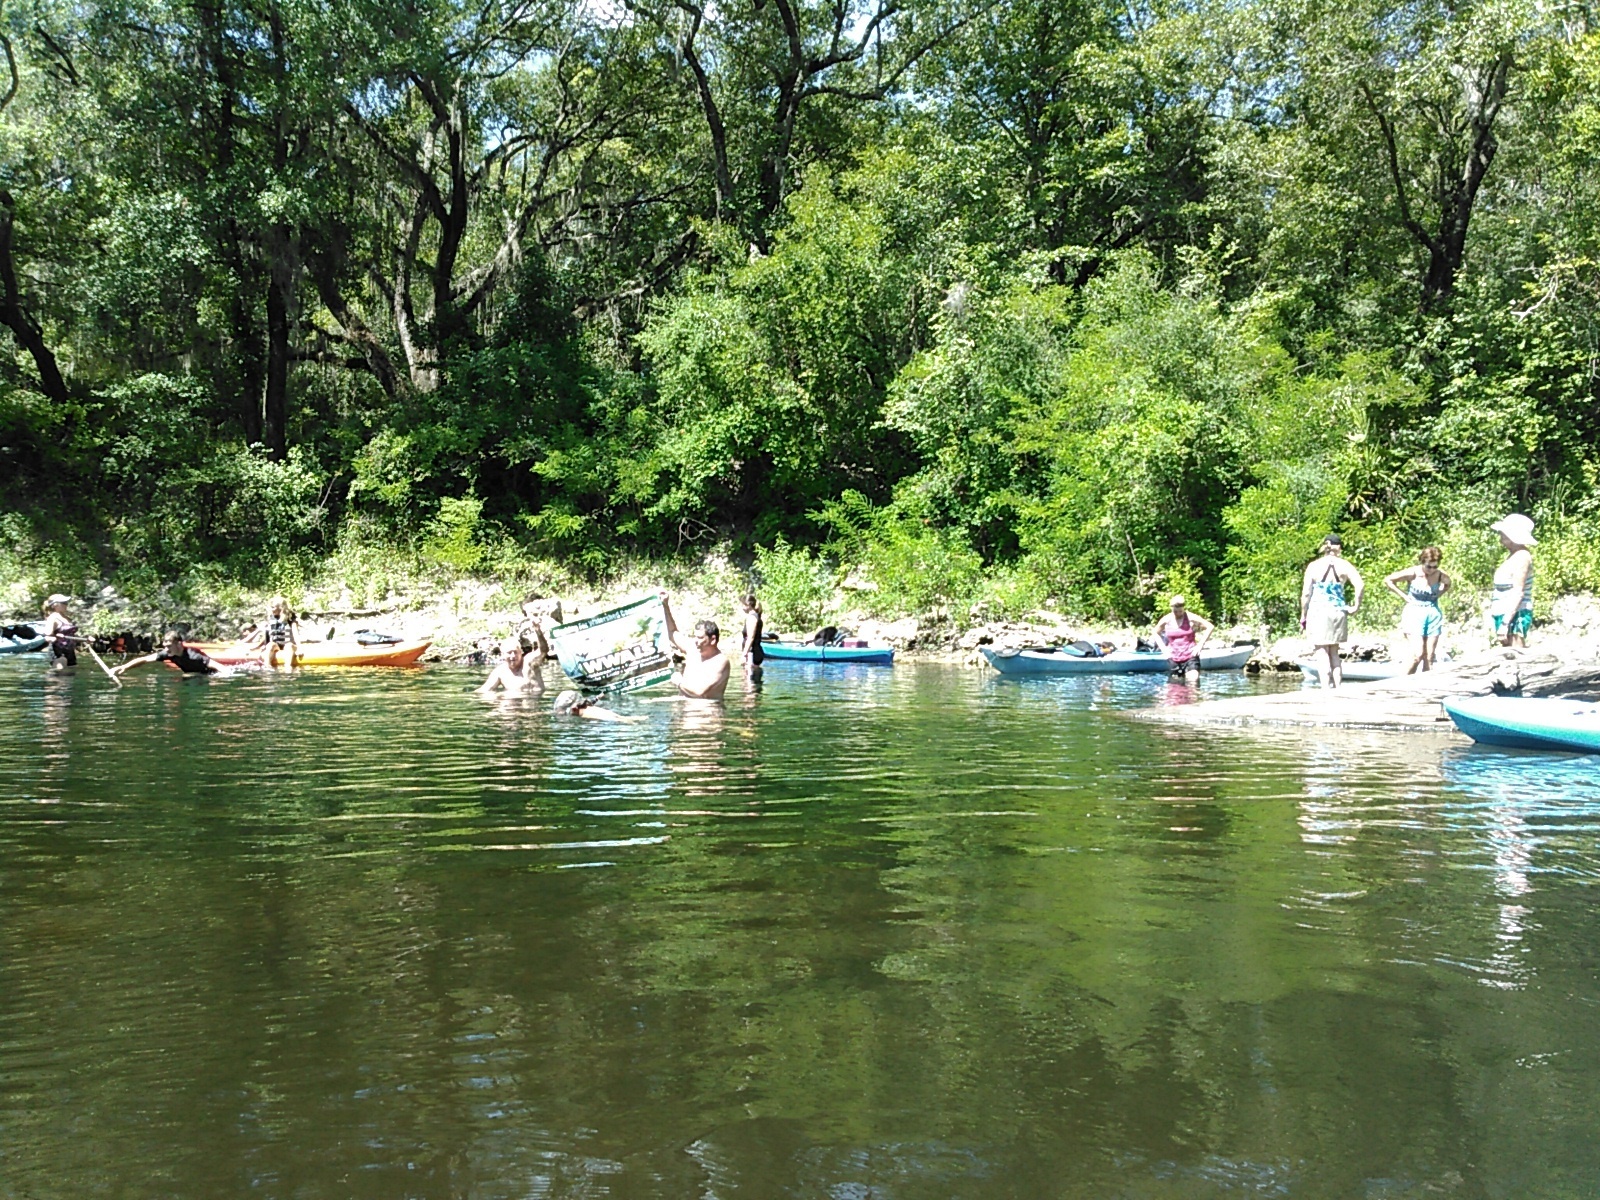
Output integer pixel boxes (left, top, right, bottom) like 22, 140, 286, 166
7, 572, 1599, 676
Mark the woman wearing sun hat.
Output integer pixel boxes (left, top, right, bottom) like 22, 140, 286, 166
1490, 514, 1536, 647
40, 594, 79, 671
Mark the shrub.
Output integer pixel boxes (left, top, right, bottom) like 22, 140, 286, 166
752, 539, 834, 632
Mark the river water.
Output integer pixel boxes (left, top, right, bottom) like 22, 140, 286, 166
2, 658, 1599, 1198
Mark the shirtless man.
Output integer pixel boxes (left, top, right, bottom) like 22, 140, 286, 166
662, 595, 730, 700
476, 618, 548, 694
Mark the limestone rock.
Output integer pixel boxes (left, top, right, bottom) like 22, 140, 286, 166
856, 617, 919, 648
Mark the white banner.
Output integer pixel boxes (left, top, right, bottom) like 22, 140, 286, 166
547, 594, 673, 693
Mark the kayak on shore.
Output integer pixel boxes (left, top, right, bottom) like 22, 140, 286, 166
1, 632, 47, 654
1298, 659, 1406, 684
1442, 695, 1600, 754
981, 644, 1256, 676
761, 642, 895, 665
186, 638, 431, 667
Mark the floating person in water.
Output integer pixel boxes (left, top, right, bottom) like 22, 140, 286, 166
662, 594, 729, 700
40, 594, 78, 671
739, 593, 764, 674
1489, 514, 1536, 648
1152, 594, 1214, 683
247, 595, 300, 668
477, 631, 546, 694
551, 689, 639, 722
113, 631, 221, 677
1384, 546, 1451, 673
1299, 534, 1364, 690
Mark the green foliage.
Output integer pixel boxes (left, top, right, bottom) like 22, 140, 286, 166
1, 0, 1598, 634
423, 495, 489, 574
816, 490, 985, 618
751, 539, 834, 632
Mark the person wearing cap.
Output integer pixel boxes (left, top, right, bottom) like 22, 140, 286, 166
662, 594, 730, 700
1299, 534, 1364, 689
40, 594, 79, 671
550, 689, 637, 722
1489, 514, 1536, 647
1152, 594, 1214, 683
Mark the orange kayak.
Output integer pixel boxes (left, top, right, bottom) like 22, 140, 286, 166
187, 638, 431, 667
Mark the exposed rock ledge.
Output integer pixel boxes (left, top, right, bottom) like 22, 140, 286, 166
1133, 647, 1600, 733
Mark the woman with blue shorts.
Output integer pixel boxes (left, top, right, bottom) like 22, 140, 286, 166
1383, 546, 1451, 673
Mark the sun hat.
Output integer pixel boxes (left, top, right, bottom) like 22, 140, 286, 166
1490, 514, 1537, 546
1169, 595, 1187, 607
45, 593, 70, 605
552, 690, 590, 714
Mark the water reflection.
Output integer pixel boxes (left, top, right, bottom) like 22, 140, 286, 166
4, 660, 1600, 1197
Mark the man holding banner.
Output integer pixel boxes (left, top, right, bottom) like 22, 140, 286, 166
664, 596, 730, 700
545, 591, 728, 700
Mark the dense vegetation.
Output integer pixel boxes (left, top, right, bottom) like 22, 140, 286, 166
3, 0, 1599, 627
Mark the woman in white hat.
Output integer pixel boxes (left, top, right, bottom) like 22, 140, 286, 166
40, 594, 79, 672
1489, 514, 1536, 646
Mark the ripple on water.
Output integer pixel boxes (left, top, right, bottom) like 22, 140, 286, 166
5, 660, 1600, 1196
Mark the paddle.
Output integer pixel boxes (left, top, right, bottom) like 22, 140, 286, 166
70, 636, 123, 688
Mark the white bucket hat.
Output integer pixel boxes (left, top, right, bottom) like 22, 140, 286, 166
1491, 513, 1537, 546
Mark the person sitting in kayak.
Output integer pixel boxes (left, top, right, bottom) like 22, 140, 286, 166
663, 594, 729, 700
247, 596, 299, 668
1153, 595, 1214, 683
40, 594, 78, 671
477, 629, 546, 694
114, 632, 220, 677
552, 689, 639, 722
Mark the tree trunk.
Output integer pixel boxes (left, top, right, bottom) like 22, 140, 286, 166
263, 223, 295, 460
0, 191, 70, 405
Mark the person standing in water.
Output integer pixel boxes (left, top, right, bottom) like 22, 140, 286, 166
1299, 535, 1364, 690
1489, 514, 1536, 647
477, 628, 547, 694
662, 595, 730, 700
40, 594, 78, 671
739, 594, 764, 674
1152, 595, 1214, 683
1384, 546, 1451, 672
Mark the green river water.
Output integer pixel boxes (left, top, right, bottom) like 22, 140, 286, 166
2, 658, 1599, 1198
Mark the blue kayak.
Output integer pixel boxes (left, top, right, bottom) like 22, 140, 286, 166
0, 634, 46, 654
1442, 696, 1600, 754
981, 644, 1255, 676
760, 643, 895, 665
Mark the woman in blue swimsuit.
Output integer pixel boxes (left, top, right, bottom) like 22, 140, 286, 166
1383, 546, 1451, 673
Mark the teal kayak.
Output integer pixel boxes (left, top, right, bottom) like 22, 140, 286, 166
0, 633, 46, 654
760, 643, 895, 665
1442, 696, 1600, 754
981, 644, 1255, 676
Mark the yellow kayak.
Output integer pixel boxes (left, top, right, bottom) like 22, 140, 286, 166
188, 638, 431, 667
